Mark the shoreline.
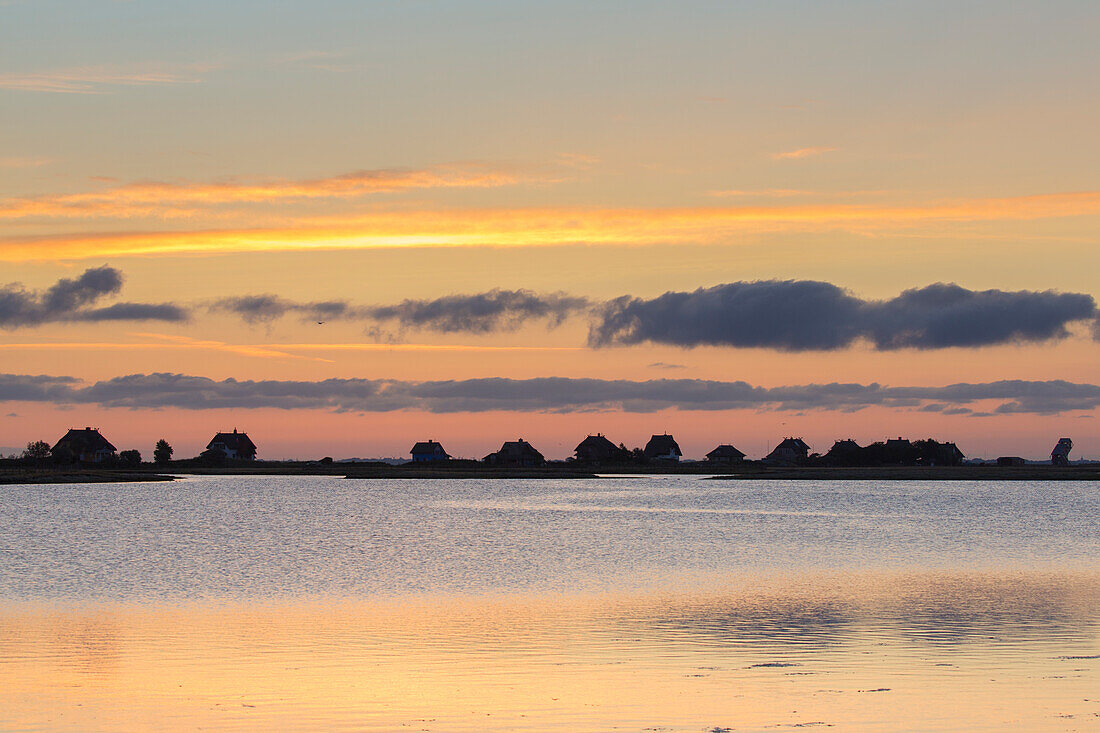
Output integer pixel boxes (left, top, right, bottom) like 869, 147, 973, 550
0, 470, 175, 484
2, 463, 1098, 483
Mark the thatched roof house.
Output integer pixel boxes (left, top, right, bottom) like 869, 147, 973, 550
206, 429, 257, 461
574, 434, 626, 463
51, 427, 117, 463
643, 434, 682, 462
705, 444, 746, 464
765, 437, 810, 465
484, 438, 545, 467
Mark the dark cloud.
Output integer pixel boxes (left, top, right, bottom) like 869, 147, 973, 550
0, 374, 80, 402
363, 289, 590, 333
1, 372, 1096, 416
589, 281, 1098, 351
866, 283, 1097, 349
77, 302, 189, 322
210, 295, 349, 324
0, 267, 188, 327
209, 281, 1098, 350
214, 289, 590, 333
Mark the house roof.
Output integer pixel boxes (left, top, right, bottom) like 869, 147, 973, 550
644, 434, 682, 457
828, 439, 861, 451
207, 430, 256, 452
575, 434, 617, 452
499, 439, 543, 456
771, 437, 810, 453
52, 427, 116, 453
486, 439, 545, 462
706, 444, 745, 459
411, 440, 449, 456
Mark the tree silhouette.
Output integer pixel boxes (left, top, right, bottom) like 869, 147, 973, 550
119, 449, 142, 467
23, 440, 51, 463
153, 439, 173, 465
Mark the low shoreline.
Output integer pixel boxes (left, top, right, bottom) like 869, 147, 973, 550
2, 462, 1098, 483
704, 464, 1100, 481
0, 470, 175, 484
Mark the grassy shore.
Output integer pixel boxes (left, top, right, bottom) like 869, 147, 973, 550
2, 461, 1097, 483
0, 469, 174, 484
705, 464, 1100, 481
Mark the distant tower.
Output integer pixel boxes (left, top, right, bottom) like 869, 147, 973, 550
1051, 437, 1073, 466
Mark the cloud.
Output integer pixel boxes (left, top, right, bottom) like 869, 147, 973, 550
364, 290, 590, 333
0, 64, 207, 94
772, 147, 837, 160
8, 191, 1100, 260
212, 289, 590, 334
0, 374, 80, 402
0, 164, 535, 220
210, 295, 349, 325
0, 267, 187, 327
590, 281, 1098, 351
1, 372, 1097, 416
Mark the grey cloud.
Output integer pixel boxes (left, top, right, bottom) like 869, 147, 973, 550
209, 295, 349, 324
1, 372, 1097, 416
214, 289, 591, 333
77, 302, 189, 322
363, 289, 590, 333
589, 281, 1098, 351
0, 374, 80, 402
866, 283, 1096, 349
0, 267, 188, 327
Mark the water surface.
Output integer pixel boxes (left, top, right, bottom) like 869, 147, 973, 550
1, 476, 1098, 731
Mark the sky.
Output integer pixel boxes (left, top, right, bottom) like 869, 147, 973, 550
2, 0, 1099, 460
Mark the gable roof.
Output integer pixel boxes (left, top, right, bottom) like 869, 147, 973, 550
644, 433, 682, 457
52, 427, 116, 453
767, 437, 810, 459
575, 434, 617, 452
706, 444, 745, 459
411, 440, 449, 456
207, 430, 256, 452
776, 437, 809, 451
499, 439, 543, 456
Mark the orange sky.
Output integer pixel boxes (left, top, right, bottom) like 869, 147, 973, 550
2, 1, 1099, 460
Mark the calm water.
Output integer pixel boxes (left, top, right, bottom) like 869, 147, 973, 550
1, 475, 1099, 731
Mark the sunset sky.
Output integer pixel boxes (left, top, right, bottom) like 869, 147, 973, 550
2, 0, 1099, 460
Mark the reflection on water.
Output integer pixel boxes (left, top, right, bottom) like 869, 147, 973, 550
1, 572, 1098, 732
1, 476, 1099, 731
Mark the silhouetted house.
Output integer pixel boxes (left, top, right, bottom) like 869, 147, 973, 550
823, 439, 863, 466
574, 434, 628, 463
205, 429, 257, 461
765, 437, 810, 465
50, 427, 116, 463
644, 434, 682, 462
912, 439, 964, 466
411, 440, 450, 462
1051, 437, 1073, 466
997, 456, 1026, 467
705, 444, 745, 464
484, 439, 545, 467
882, 437, 916, 465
